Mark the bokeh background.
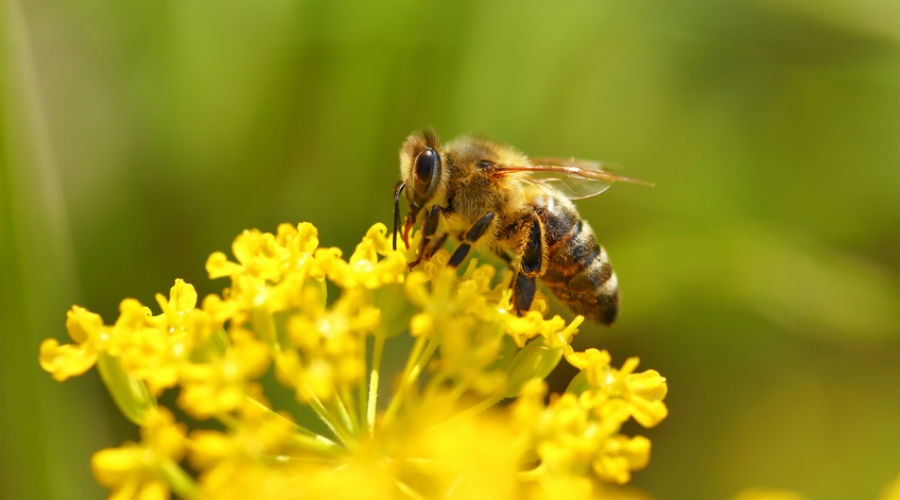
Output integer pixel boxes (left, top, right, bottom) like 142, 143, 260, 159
2, 0, 897, 498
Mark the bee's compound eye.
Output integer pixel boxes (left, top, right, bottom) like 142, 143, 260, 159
415, 147, 439, 184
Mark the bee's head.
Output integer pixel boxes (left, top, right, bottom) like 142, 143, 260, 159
394, 130, 445, 248
400, 129, 444, 213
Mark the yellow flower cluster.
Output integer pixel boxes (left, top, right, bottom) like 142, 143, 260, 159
39, 222, 668, 500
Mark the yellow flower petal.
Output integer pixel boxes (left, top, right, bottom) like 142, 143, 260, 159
410, 312, 434, 338
39, 338, 97, 381
206, 251, 241, 279
91, 446, 145, 488
66, 305, 104, 343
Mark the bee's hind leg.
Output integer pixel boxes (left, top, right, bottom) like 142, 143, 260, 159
448, 212, 496, 268
512, 216, 545, 316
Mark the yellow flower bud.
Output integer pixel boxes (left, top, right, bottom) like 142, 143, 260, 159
410, 312, 434, 338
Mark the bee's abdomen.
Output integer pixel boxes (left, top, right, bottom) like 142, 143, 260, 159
541, 219, 619, 325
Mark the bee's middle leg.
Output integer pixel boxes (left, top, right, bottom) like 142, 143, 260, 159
448, 212, 496, 268
512, 216, 544, 316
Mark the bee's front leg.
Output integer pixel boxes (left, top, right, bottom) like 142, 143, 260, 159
512, 216, 545, 316
424, 232, 449, 259
408, 205, 444, 269
448, 212, 496, 268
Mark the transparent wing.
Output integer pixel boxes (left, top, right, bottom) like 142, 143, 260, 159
496, 157, 652, 200
520, 168, 613, 199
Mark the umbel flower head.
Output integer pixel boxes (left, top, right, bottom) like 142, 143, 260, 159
40, 222, 668, 500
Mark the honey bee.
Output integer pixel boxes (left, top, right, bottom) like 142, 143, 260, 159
392, 130, 650, 325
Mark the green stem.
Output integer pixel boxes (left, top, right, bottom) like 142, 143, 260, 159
430, 390, 504, 431
395, 478, 425, 500
460, 392, 504, 418
358, 333, 368, 431
397, 456, 437, 474
211, 413, 342, 456
302, 384, 354, 447
158, 459, 200, 500
381, 336, 427, 425
290, 433, 344, 455
366, 330, 386, 433
244, 395, 331, 441
423, 372, 448, 401
330, 389, 356, 436
340, 385, 360, 434
96, 352, 156, 426
382, 336, 438, 427
446, 379, 469, 403
252, 307, 281, 354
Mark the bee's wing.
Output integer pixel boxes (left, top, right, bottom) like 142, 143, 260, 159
496, 157, 652, 200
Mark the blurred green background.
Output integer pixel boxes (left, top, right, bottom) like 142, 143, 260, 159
2, 0, 897, 498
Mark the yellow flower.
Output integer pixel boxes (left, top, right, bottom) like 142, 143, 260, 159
511, 348, 667, 487
39, 306, 104, 381
320, 224, 407, 289
566, 348, 668, 428
188, 401, 307, 499
91, 407, 190, 500
178, 328, 270, 419
41, 222, 669, 499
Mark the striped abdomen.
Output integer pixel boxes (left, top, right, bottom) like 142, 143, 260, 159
538, 205, 619, 325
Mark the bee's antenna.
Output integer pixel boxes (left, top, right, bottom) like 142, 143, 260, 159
392, 181, 406, 250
